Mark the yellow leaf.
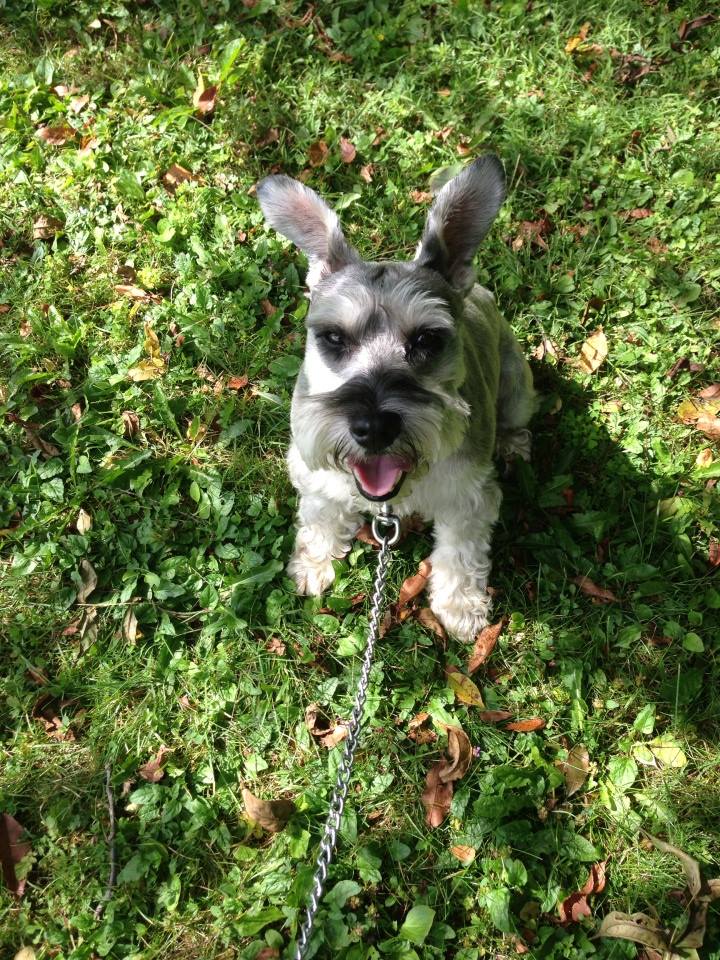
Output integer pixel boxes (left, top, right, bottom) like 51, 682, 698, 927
143, 321, 161, 359
450, 844, 476, 865
678, 397, 720, 423
695, 448, 714, 468
648, 736, 687, 768
576, 329, 608, 374
445, 665, 484, 707
127, 358, 166, 382
565, 21, 591, 54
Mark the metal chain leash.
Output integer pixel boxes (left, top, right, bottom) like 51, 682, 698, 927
294, 504, 401, 960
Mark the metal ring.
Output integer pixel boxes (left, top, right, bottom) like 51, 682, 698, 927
371, 512, 401, 547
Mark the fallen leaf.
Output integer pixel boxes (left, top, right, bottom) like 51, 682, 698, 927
308, 139, 329, 167
709, 539, 720, 568
421, 760, 453, 828
339, 136, 356, 163
666, 356, 689, 379
407, 712, 437, 745
122, 606, 138, 643
34, 697, 75, 742
242, 788, 295, 833
194, 84, 218, 118
0, 813, 31, 896
139, 746, 169, 783
265, 636, 286, 656
450, 844, 476, 865
410, 189, 432, 204
597, 911, 669, 950
512, 217, 552, 252
416, 607, 447, 644
571, 575, 618, 604
647, 237, 668, 254
360, 164, 374, 183
565, 21, 591, 54
15, 948, 37, 960
560, 744, 590, 796
695, 447, 714, 468
0, 304, 10, 313
559, 861, 606, 924
33, 215, 64, 240
162, 163, 197, 193
576, 329, 608, 374
37, 124, 75, 145
398, 559, 432, 608
644, 833, 700, 899
319, 725, 348, 748
113, 284, 161, 304
504, 718, 546, 732
438, 724, 472, 782
647, 736, 687, 769
695, 413, 720, 440
305, 704, 348, 749
532, 338, 559, 361
255, 127, 280, 148
698, 383, 720, 400
69, 94, 89, 113
445, 665, 484, 707
227, 374, 249, 390
122, 410, 141, 437
76, 508, 92, 534
52, 84, 72, 97
479, 709, 513, 723
623, 208, 653, 219
678, 13, 718, 41
26, 665, 49, 685
438, 87, 451, 97
614, 53, 660, 86
468, 618, 506, 673
76, 559, 97, 603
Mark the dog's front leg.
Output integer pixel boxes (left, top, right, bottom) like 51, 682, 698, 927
428, 474, 502, 642
288, 492, 362, 596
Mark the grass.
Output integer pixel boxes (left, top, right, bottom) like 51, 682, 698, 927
1, 0, 719, 957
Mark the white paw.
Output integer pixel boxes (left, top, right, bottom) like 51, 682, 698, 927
287, 549, 336, 596
430, 589, 492, 643
497, 427, 532, 462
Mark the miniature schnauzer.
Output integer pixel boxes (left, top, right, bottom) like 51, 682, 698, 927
256, 156, 534, 641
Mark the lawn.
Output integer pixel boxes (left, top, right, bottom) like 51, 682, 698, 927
1, 1, 720, 958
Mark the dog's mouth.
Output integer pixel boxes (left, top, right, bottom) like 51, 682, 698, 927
348, 454, 413, 502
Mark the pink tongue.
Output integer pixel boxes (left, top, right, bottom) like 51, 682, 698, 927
352, 455, 408, 498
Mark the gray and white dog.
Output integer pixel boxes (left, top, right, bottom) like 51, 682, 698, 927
256, 156, 534, 641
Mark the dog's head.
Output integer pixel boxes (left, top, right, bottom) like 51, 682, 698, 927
256, 156, 505, 501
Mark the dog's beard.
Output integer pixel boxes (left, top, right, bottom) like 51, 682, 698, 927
290, 388, 469, 496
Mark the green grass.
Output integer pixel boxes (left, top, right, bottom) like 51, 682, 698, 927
1, 1, 719, 958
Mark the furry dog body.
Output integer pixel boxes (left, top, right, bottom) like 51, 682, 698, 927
257, 157, 534, 641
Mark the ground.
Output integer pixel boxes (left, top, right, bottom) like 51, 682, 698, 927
1, 1, 719, 958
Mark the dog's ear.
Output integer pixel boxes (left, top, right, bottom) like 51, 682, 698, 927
256, 175, 359, 290
415, 155, 506, 293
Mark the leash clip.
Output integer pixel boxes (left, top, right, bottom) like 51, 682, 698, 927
371, 503, 401, 547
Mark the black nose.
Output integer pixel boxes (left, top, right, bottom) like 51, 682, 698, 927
350, 410, 403, 452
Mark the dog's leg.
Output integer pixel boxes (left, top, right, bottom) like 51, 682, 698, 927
495, 330, 536, 463
288, 491, 362, 595
428, 470, 502, 642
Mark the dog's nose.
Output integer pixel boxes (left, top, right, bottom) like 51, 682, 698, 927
350, 411, 402, 452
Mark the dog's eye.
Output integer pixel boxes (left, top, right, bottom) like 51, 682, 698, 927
408, 329, 446, 356
319, 330, 347, 349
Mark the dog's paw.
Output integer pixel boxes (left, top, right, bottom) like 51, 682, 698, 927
430, 589, 492, 643
287, 550, 336, 596
496, 427, 532, 463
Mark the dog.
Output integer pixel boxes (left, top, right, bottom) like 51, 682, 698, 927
256, 156, 535, 641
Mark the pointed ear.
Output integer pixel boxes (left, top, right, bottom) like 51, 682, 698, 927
415, 155, 506, 292
256, 175, 359, 290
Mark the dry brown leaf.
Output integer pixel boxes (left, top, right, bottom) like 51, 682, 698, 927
572, 575, 618, 604
265, 636, 286, 656
37, 124, 75, 145
242, 788, 295, 833
53, 84, 72, 97
678, 13, 718, 40
421, 760, 453, 828
576, 329, 608, 374
532, 338, 559, 361
697, 383, 720, 400
0, 813, 31, 897
504, 718, 546, 732
195, 84, 218, 117
122, 410, 141, 438
308, 139, 329, 167
445, 665, 484, 707
360, 164, 374, 183
450, 844, 476, 865
410, 189, 432, 204
339, 136, 356, 163
695, 448, 714, 468
558, 861, 606, 924
416, 607, 447, 644
33, 215, 64, 240
255, 127, 280, 148
0, 304, 10, 314
123, 606, 138, 644
512, 217, 552, 252
320, 725, 348, 748
77, 559, 97, 603
69, 94, 89, 114
227, 374, 249, 390
305, 704, 348, 748
162, 163, 197, 193
34, 698, 75, 742
113, 284, 161, 304
468, 618, 506, 673
560, 744, 590, 796
597, 911, 670, 950
565, 21, 591, 54
139, 746, 169, 782
623, 208, 653, 219
398, 559, 432, 608
709, 539, 720, 568
76, 508, 92, 535
695, 413, 720, 440
407, 712, 437, 744
479, 709, 513, 724
438, 724, 472, 783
